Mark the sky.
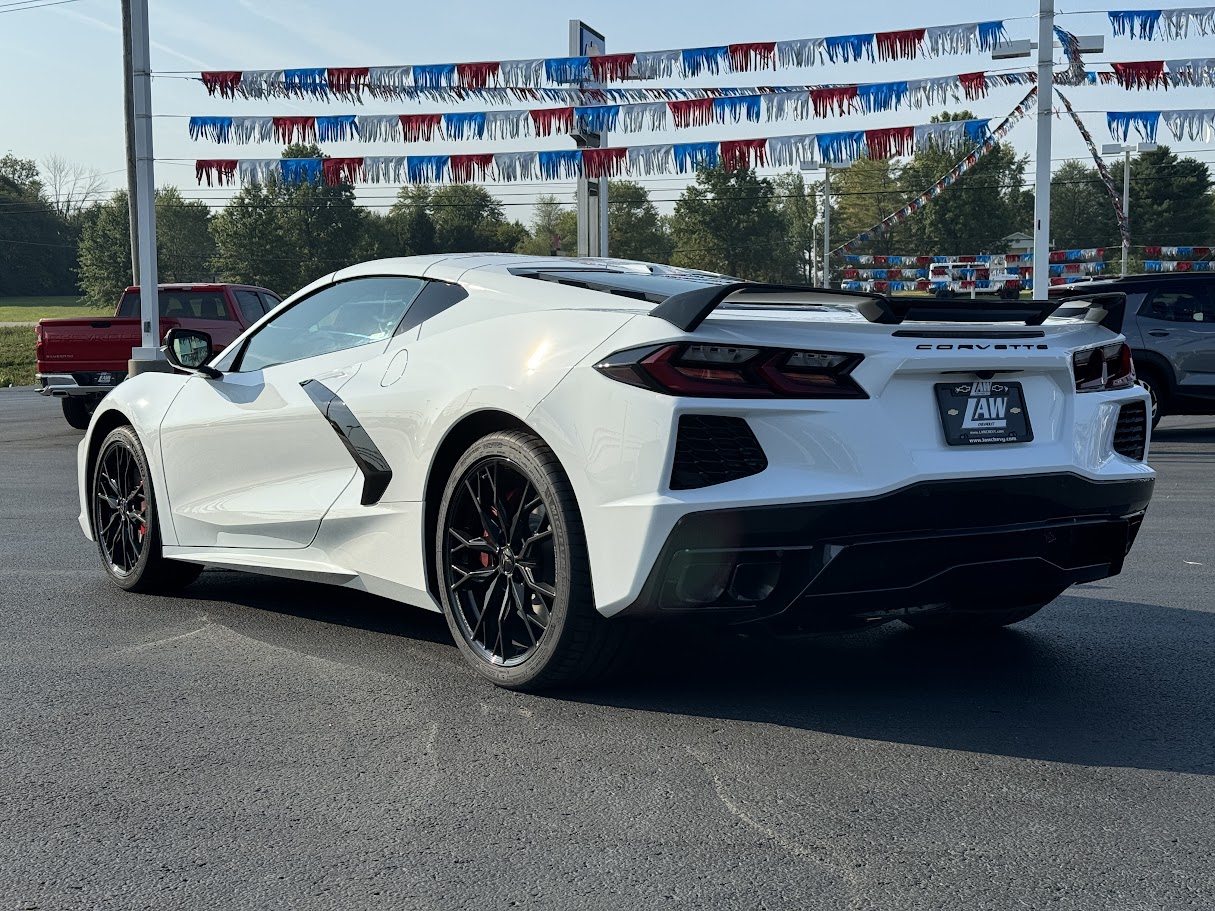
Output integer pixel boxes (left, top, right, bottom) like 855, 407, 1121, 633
2, 0, 1215, 228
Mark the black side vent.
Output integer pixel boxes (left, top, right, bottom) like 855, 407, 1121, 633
1113, 402, 1148, 461
671, 415, 768, 490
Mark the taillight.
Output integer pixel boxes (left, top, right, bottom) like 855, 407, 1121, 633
35, 324, 43, 362
1073, 342, 1136, 392
594, 343, 867, 399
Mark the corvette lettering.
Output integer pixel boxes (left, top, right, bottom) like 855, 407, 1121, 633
915, 344, 1049, 350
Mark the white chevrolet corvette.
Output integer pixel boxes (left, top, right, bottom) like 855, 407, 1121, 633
78, 254, 1155, 689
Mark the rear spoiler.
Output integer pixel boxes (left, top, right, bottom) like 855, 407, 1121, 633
649, 283, 1131, 334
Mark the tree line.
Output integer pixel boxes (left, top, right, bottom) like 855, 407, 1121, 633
2, 124, 1213, 305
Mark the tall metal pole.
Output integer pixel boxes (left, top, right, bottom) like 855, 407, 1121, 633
571, 21, 605, 258
127, 0, 165, 374
822, 167, 832, 289
1122, 149, 1132, 277
120, 0, 139, 285
1032, 0, 1055, 301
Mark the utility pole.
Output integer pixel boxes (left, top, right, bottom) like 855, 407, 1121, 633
571, 21, 607, 258
125, 0, 167, 375
1032, 0, 1055, 301
1101, 140, 1156, 276
121, 0, 139, 285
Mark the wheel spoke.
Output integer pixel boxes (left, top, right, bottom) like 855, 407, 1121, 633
468, 575, 500, 645
520, 566, 556, 601
463, 478, 498, 546
509, 581, 539, 647
506, 481, 534, 548
519, 527, 553, 559
447, 528, 497, 556
451, 566, 497, 591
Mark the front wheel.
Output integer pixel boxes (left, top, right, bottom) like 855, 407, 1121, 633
91, 425, 202, 594
900, 590, 1066, 633
435, 430, 623, 690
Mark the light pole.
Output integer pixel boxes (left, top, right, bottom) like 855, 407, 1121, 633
800, 159, 853, 288
992, 10, 1103, 301
1101, 141, 1157, 276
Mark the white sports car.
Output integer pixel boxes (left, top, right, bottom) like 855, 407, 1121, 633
78, 254, 1155, 689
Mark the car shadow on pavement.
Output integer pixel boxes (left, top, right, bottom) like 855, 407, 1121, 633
567, 596, 1215, 777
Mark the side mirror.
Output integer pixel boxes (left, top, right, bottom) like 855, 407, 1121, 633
164, 328, 221, 379
1194, 312, 1205, 322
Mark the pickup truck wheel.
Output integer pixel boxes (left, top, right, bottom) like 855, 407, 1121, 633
61, 397, 91, 430
92, 426, 202, 594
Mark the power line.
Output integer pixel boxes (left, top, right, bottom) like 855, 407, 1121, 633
0, 0, 85, 13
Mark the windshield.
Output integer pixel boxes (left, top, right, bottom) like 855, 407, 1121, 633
117, 290, 232, 321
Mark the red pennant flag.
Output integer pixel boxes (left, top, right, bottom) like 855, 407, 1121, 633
1112, 61, 1168, 89
1178, 260, 1195, 271
810, 86, 858, 117
272, 116, 316, 143
583, 147, 628, 179
1144, 245, 1162, 257
959, 72, 988, 101
399, 113, 442, 141
1049, 250, 1067, 263
720, 138, 768, 170
195, 159, 238, 186
864, 126, 915, 160
590, 53, 636, 82
457, 62, 501, 89
530, 107, 575, 137
876, 28, 926, 61
326, 67, 369, 95
321, 157, 364, 185
201, 71, 242, 98
668, 98, 716, 128
728, 42, 776, 71
449, 153, 497, 182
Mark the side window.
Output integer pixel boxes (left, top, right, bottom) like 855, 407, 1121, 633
118, 290, 232, 321
258, 292, 281, 313
233, 290, 264, 323
1139, 286, 1215, 323
234, 276, 426, 373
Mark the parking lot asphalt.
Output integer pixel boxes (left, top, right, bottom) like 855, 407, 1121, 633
1, 388, 1213, 911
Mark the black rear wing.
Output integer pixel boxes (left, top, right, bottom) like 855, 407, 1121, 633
648, 282, 1127, 333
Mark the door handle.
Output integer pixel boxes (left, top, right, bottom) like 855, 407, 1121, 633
1148, 330, 1170, 337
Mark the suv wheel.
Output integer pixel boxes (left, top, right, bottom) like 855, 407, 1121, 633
1136, 368, 1166, 429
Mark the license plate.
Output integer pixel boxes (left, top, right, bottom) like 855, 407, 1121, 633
935, 381, 1033, 446
96, 373, 114, 386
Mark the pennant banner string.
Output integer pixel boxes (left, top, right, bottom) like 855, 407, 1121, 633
191, 20, 1009, 100
1056, 89, 1131, 248
1107, 7, 1215, 40
186, 74, 1036, 145
193, 115, 1003, 188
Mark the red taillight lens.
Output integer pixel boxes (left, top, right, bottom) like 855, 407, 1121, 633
594, 343, 867, 399
1074, 342, 1135, 392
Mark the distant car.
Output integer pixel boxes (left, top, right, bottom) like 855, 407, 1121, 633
76, 255, 1154, 690
1053, 273, 1215, 426
36, 283, 281, 428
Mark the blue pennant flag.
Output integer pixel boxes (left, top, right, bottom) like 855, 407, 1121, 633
978, 21, 1007, 51
316, 115, 358, 142
575, 105, 620, 134
412, 64, 457, 88
673, 142, 720, 172
283, 68, 327, 96
817, 131, 864, 163
189, 116, 231, 142
824, 34, 874, 63
544, 57, 589, 84
442, 112, 487, 140
280, 158, 323, 184
407, 156, 449, 183
681, 46, 729, 76
1109, 9, 1162, 39
712, 95, 761, 122
538, 150, 582, 179
856, 81, 908, 114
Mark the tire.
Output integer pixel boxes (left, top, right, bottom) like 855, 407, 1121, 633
1136, 368, 1166, 429
91, 425, 203, 594
435, 429, 624, 691
62, 397, 92, 430
900, 589, 1066, 633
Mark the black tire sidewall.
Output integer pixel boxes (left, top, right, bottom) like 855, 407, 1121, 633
62, 397, 91, 430
92, 426, 160, 591
435, 432, 584, 689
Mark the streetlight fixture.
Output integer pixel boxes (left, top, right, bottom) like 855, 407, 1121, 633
800, 159, 854, 288
990, 3, 1104, 301
1101, 140, 1158, 276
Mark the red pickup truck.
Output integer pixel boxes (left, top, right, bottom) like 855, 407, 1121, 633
36, 283, 281, 428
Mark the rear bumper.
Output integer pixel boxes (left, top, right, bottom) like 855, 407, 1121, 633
619, 473, 1153, 626
36, 372, 125, 397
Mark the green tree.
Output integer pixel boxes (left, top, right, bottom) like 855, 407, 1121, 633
428, 184, 522, 253
385, 186, 438, 256
607, 180, 674, 263
76, 188, 215, 304
1050, 160, 1118, 251
0, 156, 77, 296
516, 195, 577, 256
827, 158, 907, 261
1109, 146, 1215, 248
771, 172, 818, 282
670, 166, 789, 280
211, 145, 366, 296
897, 111, 1032, 255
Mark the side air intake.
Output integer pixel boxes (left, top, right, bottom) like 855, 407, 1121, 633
670, 415, 767, 490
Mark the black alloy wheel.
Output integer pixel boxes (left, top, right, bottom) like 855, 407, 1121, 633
444, 457, 555, 667
436, 430, 623, 690
91, 425, 202, 593
94, 436, 149, 577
